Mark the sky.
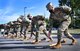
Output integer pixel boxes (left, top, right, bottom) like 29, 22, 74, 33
0, 0, 59, 24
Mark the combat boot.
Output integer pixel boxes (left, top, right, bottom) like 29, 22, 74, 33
49, 43, 57, 46
32, 40, 41, 44
50, 42, 62, 49
47, 39, 53, 42
71, 39, 77, 45
61, 39, 66, 44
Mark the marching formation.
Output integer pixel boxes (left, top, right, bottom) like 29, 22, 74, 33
0, 2, 77, 49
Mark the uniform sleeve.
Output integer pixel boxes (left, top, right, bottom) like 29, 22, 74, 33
49, 14, 54, 28
17, 18, 22, 22
60, 5, 72, 12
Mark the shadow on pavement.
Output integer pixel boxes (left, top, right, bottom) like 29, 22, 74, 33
0, 45, 51, 49
0, 42, 33, 44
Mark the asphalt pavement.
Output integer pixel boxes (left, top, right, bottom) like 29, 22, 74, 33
0, 34, 80, 51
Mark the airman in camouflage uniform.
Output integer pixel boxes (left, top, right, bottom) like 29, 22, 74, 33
27, 14, 52, 44
46, 2, 77, 48
27, 14, 36, 39
17, 15, 29, 39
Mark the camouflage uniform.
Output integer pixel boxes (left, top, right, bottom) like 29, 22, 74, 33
30, 15, 52, 43
31, 16, 39, 42
17, 15, 29, 39
46, 2, 77, 48
4, 24, 10, 37
27, 14, 36, 39
38, 20, 52, 41
12, 21, 21, 37
50, 6, 74, 40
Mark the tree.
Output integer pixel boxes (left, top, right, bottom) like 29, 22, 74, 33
59, 0, 80, 15
58, 0, 80, 28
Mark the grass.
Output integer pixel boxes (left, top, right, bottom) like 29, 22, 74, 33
40, 29, 80, 35
69, 29, 80, 34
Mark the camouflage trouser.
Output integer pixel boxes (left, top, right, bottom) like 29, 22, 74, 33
31, 20, 52, 42
30, 22, 39, 41
48, 19, 53, 37
20, 24, 27, 39
39, 24, 52, 40
57, 17, 74, 42
13, 25, 20, 37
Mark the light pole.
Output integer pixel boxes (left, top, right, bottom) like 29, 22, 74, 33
24, 7, 27, 18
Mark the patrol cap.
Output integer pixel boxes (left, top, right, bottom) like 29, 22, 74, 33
27, 14, 32, 20
46, 2, 54, 10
